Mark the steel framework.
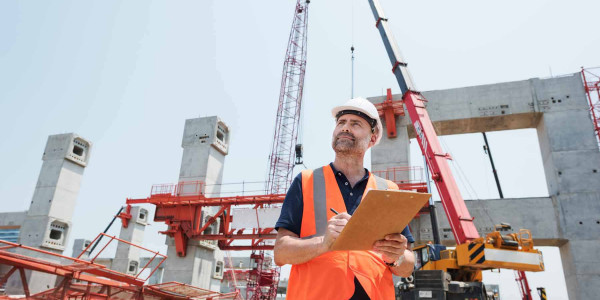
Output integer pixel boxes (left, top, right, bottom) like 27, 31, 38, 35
582, 67, 600, 148
374, 88, 405, 138
0, 234, 237, 300
266, 0, 310, 195
125, 182, 285, 255
515, 270, 533, 300
244, 253, 279, 300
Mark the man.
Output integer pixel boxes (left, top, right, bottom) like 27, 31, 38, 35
274, 97, 416, 300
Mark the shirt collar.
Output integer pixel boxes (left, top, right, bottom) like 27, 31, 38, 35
329, 162, 370, 183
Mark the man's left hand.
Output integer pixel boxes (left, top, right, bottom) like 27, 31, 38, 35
372, 233, 408, 264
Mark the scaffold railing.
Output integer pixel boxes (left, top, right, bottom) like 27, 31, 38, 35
372, 166, 428, 192
582, 67, 600, 148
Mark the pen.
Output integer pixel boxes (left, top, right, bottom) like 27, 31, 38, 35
330, 208, 340, 215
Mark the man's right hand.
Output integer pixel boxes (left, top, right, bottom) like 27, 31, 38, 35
321, 212, 351, 252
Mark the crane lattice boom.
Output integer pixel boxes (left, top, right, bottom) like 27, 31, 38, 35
266, 0, 310, 195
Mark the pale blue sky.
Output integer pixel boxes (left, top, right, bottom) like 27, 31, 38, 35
1, 0, 598, 299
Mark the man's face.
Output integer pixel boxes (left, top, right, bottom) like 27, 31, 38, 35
331, 113, 377, 155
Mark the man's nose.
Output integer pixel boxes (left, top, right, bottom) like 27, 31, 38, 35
341, 123, 351, 132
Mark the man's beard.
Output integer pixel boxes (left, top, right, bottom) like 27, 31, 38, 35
332, 132, 367, 154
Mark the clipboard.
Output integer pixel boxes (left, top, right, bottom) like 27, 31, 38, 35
331, 189, 431, 251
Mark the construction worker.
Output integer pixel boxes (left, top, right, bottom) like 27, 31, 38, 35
274, 97, 415, 300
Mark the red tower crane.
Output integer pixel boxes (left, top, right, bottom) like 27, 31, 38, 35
250, 1, 310, 298
266, 0, 310, 195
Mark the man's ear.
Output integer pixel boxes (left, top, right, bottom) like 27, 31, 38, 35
368, 132, 377, 147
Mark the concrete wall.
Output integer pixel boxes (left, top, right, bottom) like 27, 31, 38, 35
0, 212, 27, 227
370, 73, 600, 299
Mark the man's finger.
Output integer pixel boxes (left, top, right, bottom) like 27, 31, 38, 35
374, 239, 406, 248
374, 245, 405, 254
329, 225, 345, 233
328, 219, 348, 226
384, 233, 407, 242
333, 212, 351, 221
373, 249, 398, 259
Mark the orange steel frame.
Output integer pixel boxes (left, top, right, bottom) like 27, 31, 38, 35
125, 174, 427, 256
0, 234, 153, 299
0, 234, 238, 300
125, 182, 286, 255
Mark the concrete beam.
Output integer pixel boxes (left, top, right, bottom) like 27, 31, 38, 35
410, 197, 565, 247
370, 73, 600, 299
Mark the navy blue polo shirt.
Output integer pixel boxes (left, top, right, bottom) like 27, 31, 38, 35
275, 163, 414, 243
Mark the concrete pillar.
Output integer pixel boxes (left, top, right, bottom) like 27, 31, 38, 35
533, 75, 600, 300
71, 238, 91, 259
112, 206, 148, 275
368, 94, 412, 180
6, 133, 91, 295
162, 116, 228, 292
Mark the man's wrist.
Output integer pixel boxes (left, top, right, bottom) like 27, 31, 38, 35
384, 254, 405, 267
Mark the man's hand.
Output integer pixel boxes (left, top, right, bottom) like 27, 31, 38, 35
372, 233, 408, 264
321, 213, 351, 252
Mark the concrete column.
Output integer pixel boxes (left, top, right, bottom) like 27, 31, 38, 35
534, 75, 600, 300
71, 239, 91, 259
112, 206, 148, 275
162, 116, 228, 292
368, 95, 412, 181
6, 133, 91, 295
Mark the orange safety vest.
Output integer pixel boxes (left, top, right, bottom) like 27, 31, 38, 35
286, 164, 399, 300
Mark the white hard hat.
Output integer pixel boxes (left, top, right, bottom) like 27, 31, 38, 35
331, 97, 383, 146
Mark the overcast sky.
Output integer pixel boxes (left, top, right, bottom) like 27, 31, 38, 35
2, 0, 599, 299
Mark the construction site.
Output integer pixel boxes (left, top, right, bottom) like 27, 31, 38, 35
0, 1, 598, 299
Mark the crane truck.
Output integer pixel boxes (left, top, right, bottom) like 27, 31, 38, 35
366, 1, 545, 299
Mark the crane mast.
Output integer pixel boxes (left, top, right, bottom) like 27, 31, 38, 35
266, 0, 310, 195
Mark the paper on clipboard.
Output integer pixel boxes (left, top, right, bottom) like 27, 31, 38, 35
331, 189, 431, 251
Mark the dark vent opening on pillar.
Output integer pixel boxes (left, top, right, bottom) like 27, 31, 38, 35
129, 261, 138, 273
49, 229, 62, 240
73, 145, 84, 156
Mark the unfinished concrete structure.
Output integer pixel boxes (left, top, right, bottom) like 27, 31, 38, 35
112, 206, 149, 275
71, 238, 91, 258
68, 206, 166, 284
369, 73, 600, 300
2, 133, 91, 294
161, 116, 229, 292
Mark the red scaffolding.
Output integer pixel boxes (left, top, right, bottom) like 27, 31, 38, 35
125, 181, 285, 255
582, 67, 600, 148
0, 233, 238, 300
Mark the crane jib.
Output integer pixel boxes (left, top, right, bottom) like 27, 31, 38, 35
367, 0, 480, 244
368, 0, 417, 94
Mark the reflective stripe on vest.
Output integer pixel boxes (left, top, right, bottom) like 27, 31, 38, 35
302, 166, 391, 239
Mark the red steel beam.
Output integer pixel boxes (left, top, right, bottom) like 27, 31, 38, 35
127, 194, 285, 206
189, 233, 277, 240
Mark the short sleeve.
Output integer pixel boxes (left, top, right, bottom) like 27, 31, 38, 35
402, 226, 415, 244
274, 173, 304, 236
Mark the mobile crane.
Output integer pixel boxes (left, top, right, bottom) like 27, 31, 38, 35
366, 0, 544, 298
